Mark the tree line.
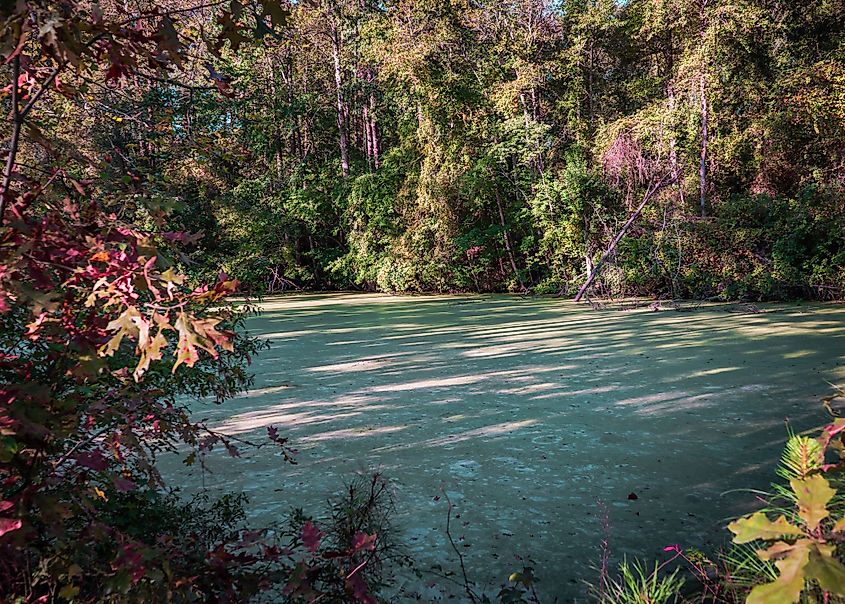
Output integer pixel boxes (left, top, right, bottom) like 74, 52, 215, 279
19, 0, 845, 300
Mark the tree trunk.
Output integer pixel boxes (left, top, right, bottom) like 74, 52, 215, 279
363, 102, 372, 169
574, 174, 676, 302
302, 62, 313, 158
583, 214, 592, 279
530, 86, 544, 175
519, 91, 535, 168
698, 73, 708, 217
587, 38, 595, 131
1, 56, 22, 225
494, 186, 524, 289
330, 18, 350, 178
667, 82, 685, 207
368, 90, 379, 168
698, 0, 709, 217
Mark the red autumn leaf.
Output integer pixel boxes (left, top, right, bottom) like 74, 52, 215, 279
192, 317, 234, 352
213, 78, 235, 98
114, 477, 137, 492
352, 532, 377, 553
75, 450, 109, 471
301, 521, 323, 553
346, 572, 376, 604
105, 60, 130, 82
173, 313, 201, 371
0, 517, 22, 537
224, 442, 240, 458
161, 231, 203, 246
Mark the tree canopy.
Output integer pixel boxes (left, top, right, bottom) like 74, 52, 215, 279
41, 0, 841, 300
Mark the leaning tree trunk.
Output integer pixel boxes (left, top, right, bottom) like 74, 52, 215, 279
574, 174, 676, 302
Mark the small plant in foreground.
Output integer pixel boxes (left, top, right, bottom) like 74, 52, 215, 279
727, 424, 845, 603
280, 473, 401, 603
591, 557, 685, 604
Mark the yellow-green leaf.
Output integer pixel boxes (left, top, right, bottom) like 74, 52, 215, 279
728, 512, 803, 544
805, 545, 845, 595
100, 307, 142, 357
747, 540, 810, 604
59, 584, 80, 600
173, 313, 200, 372
758, 540, 802, 561
791, 474, 834, 530
133, 331, 168, 381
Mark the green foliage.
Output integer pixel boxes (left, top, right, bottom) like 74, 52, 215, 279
727, 429, 845, 603
685, 187, 845, 300
529, 152, 618, 294
593, 558, 685, 604
58, 0, 844, 300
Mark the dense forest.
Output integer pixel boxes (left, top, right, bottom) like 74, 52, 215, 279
65, 0, 845, 299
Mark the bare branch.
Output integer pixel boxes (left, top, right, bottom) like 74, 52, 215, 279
0, 55, 22, 225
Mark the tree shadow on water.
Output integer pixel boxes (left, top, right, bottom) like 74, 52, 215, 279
177, 294, 845, 600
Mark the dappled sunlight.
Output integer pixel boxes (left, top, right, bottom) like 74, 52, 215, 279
174, 294, 845, 602
784, 350, 814, 359
529, 384, 619, 399
364, 419, 541, 451
366, 374, 489, 392
688, 366, 740, 377
309, 359, 391, 373
300, 425, 408, 442
231, 383, 296, 399
217, 408, 365, 434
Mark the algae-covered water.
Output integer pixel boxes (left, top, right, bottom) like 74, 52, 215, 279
167, 293, 845, 601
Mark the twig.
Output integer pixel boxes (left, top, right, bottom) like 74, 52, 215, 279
442, 489, 479, 603
0, 55, 22, 225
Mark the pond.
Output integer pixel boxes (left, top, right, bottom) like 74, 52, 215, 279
167, 293, 845, 601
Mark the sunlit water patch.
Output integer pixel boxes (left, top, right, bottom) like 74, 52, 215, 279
160, 294, 845, 601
